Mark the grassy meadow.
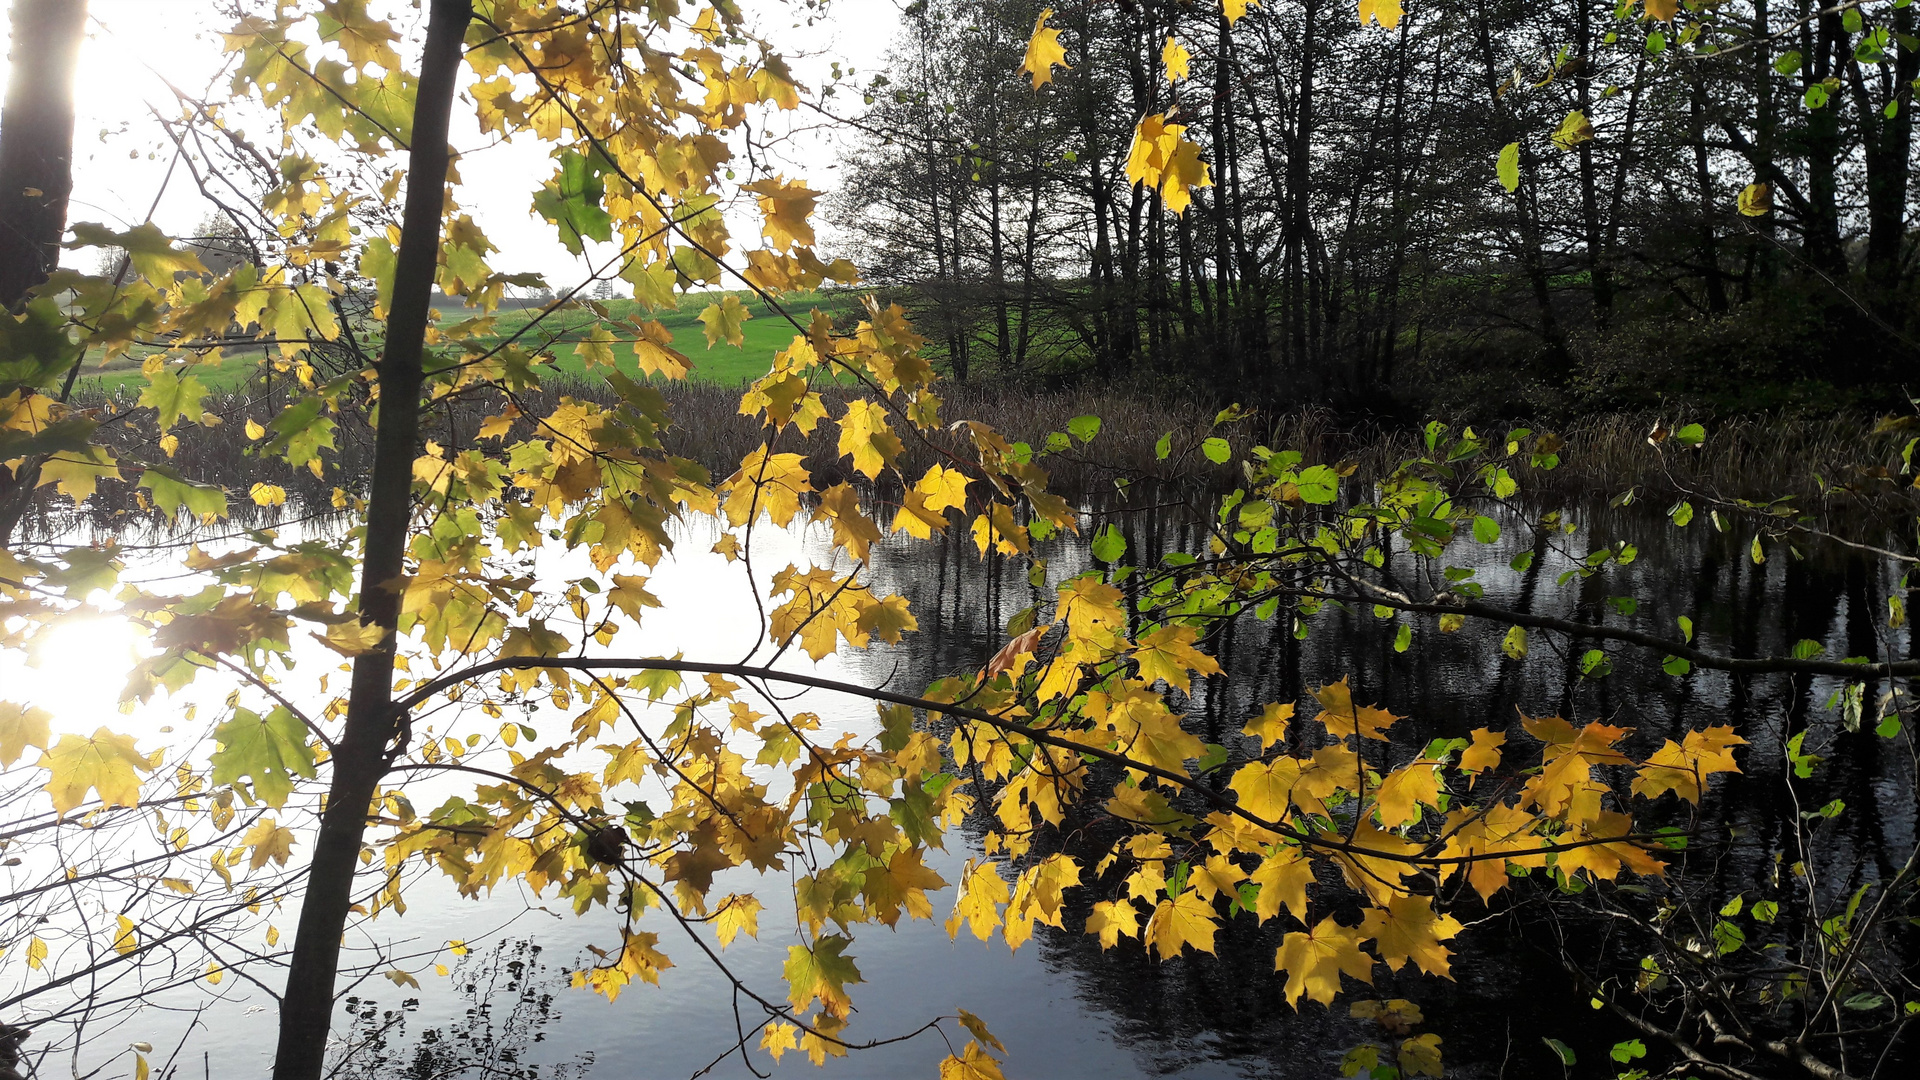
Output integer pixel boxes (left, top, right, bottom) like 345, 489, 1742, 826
73, 288, 866, 394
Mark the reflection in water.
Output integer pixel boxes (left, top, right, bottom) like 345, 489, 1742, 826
10, 499, 1911, 1079
851, 499, 1916, 1078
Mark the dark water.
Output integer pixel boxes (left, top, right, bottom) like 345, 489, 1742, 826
842, 499, 1918, 1079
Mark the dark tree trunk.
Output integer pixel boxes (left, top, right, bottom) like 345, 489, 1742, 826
270, 3, 472, 1078
0, 0, 86, 311
1801, 8, 1847, 273
1856, 7, 1918, 297
1690, 73, 1730, 315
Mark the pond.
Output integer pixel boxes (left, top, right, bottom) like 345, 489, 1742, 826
4, 495, 1913, 1080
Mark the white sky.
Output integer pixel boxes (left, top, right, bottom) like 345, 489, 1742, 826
27, 0, 904, 287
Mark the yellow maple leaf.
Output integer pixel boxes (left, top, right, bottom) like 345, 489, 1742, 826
1552, 110, 1594, 151
1328, 820, 1421, 906
1020, 8, 1069, 90
36, 446, 120, 503
1056, 575, 1127, 651
1352, 997, 1425, 1030
40, 728, 150, 814
576, 929, 673, 1001
113, 915, 139, 957
1125, 114, 1212, 215
971, 505, 1030, 557
1400, 1033, 1444, 1077
1359, 893, 1462, 977
1222, 0, 1259, 23
957, 1009, 1005, 1053
1372, 758, 1442, 829
1145, 889, 1218, 958
1632, 725, 1746, 804
1358, 0, 1404, 27
1458, 727, 1504, 778
861, 847, 946, 926
317, 620, 386, 657
759, 1022, 799, 1062
1161, 36, 1190, 82
0, 701, 52, 766
1111, 696, 1206, 776
817, 483, 883, 562
940, 1042, 1007, 1080
1243, 702, 1295, 746
1251, 847, 1315, 922
836, 398, 904, 479
606, 573, 661, 623
916, 462, 973, 514
714, 894, 762, 947
1439, 803, 1541, 902
742, 176, 821, 251
1086, 898, 1141, 948
241, 818, 297, 869
1644, 0, 1677, 20
1315, 678, 1401, 741
946, 859, 1009, 940
688, 5, 723, 42
1131, 623, 1221, 692
1275, 916, 1375, 1008
720, 448, 810, 528
1186, 853, 1245, 901
1229, 757, 1301, 821
631, 318, 693, 379
1522, 714, 1632, 818
1555, 808, 1667, 883
1293, 744, 1361, 815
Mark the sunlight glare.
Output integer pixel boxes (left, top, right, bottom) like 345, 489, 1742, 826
16, 615, 144, 731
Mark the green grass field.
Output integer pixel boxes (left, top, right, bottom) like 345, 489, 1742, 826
73, 289, 866, 395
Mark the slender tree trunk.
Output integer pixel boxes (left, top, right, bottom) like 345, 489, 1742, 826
986, 129, 1011, 371
1211, 10, 1235, 377
946, 168, 970, 380
1750, 0, 1778, 287
1689, 73, 1729, 314
1014, 166, 1042, 368
0, 0, 87, 311
1802, 8, 1847, 272
271, 4, 471, 1078
1574, 0, 1613, 327
921, 135, 965, 381
1286, 0, 1319, 384
1475, 0, 1567, 366
1856, 8, 1917, 298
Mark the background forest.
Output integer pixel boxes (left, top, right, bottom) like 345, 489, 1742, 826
835, 0, 1915, 417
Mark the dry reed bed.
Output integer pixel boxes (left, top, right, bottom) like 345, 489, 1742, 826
24, 379, 1915, 542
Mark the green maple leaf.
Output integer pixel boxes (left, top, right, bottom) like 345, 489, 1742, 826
699, 295, 750, 348
532, 150, 612, 255
210, 706, 318, 809
263, 396, 337, 468
139, 370, 209, 429
67, 222, 206, 282
783, 934, 863, 1018
0, 298, 85, 391
139, 465, 229, 523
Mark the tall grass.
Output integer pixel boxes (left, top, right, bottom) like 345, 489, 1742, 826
22, 376, 1914, 543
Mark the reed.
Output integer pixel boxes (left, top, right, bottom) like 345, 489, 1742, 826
23, 378, 1913, 542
